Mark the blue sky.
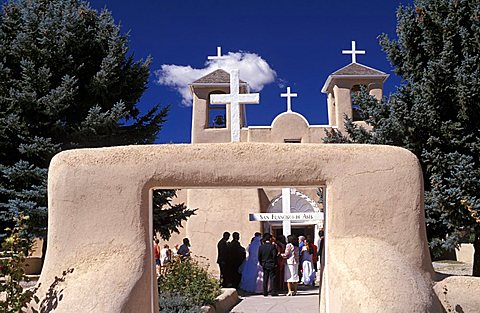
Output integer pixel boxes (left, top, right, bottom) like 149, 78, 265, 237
89, 0, 413, 143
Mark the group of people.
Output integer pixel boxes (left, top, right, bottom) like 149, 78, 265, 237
154, 228, 325, 297
153, 237, 191, 275
217, 232, 247, 288
217, 230, 325, 297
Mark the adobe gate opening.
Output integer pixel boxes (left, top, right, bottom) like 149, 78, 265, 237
36, 143, 442, 313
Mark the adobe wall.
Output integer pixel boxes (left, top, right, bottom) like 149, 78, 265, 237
329, 78, 384, 133
191, 88, 232, 143
191, 86, 248, 143
186, 188, 263, 272
184, 186, 323, 276
245, 113, 331, 143
36, 143, 442, 312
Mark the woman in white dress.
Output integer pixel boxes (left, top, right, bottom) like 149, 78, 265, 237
239, 233, 263, 293
282, 235, 300, 296
301, 239, 316, 286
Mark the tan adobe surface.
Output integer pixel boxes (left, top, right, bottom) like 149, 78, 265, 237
35, 143, 445, 312
433, 276, 480, 312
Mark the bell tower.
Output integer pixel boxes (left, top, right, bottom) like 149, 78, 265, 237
321, 41, 389, 132
189, 69, 249, 143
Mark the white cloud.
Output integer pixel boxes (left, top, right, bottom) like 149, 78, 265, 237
155, 51, 277, 106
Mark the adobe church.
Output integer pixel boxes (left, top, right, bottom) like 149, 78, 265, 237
168, 42, 389, 270
37, 42, 479, 313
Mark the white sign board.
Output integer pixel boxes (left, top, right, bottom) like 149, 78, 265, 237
249, 212, 324, 222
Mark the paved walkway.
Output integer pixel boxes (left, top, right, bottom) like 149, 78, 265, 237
230, 285, 320, 313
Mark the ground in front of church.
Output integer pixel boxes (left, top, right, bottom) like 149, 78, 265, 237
231, 284, 319, 313
229, 259, 474, 313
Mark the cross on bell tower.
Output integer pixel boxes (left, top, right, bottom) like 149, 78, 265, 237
342, 41, 366, 63
210, 69, 260, 142
323, 41, 388, 133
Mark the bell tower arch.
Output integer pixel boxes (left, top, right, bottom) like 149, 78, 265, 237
189, 69, 249, 143
321, 42, 388, 132
321, 63, 389, 132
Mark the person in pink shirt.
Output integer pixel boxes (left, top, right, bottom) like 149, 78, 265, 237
282, 235, 300, 296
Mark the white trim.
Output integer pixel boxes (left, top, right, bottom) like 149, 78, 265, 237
351, 62, 388, 75
267, 190, 322, 213
245, 126, 271, 129
271, 111, 310, 128
281, 188, 291, 237
268, 221, 323, 226
333, 62, 388, 76
332, 74, 390, 79
321, 62, 389, 93
309, 125, 334, 128
321, 76, 333, 94
244, 124, 336, 130
329, 74, 389, 79
321, 74, 389, 94
249, 212, 324, 222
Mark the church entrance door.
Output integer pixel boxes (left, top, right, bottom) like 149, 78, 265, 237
272, 224, 315, 241
265, 188, 324, 243
291, 225, 315, 240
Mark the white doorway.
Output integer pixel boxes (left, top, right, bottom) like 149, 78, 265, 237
263, 188, 324, 244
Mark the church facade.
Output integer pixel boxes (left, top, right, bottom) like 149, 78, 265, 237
38, 44, 476, 312
167, 57, 389, 272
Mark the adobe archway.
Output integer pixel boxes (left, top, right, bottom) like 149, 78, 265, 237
36, 143, 442, 312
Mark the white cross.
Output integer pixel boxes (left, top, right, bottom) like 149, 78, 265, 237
280, 87, 298, 112
281, 188, 292, 237
210, 69, 260, 142
342, 41, 366, 63
207, 46, 223, 60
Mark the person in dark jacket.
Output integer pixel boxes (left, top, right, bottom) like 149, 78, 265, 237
258, 233, 278, 296
217, 232, 230, 287
228, 232, 246, 288
178, 238, 191, 259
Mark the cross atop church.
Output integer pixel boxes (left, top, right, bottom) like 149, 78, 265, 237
280, 87, 298, 112
208, 46, 224, 60
210, 69, 260, 142
342, 41, 365, 63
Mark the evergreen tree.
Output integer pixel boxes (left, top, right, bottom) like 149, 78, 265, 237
152, 189, 196, 241
0, 0, 169, 239
325, 0, 480, 276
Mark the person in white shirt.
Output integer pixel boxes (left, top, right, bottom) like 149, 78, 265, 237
160, 244, 171, 266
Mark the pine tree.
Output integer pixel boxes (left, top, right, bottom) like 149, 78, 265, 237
325, 0, 480, 276
0, 0, 169, 239
152, 190, 197, 241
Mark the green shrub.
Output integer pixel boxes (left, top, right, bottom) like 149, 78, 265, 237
0, 213, 38, 312
158, 293, 201, 313
158, 256, 221, 307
